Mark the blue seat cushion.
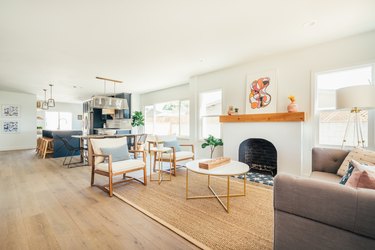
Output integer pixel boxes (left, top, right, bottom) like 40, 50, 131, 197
163, 140, 181, 152
101, 144, 130, 162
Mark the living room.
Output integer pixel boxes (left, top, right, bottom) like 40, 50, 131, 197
1, 1, 375, 249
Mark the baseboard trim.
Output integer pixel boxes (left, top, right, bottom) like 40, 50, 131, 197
0, 146, 35, 152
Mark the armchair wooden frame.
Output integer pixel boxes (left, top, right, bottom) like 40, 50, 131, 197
153, 144, 194, 176
91, 150, 147, 197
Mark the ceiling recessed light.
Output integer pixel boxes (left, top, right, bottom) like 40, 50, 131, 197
303, 19, 318, 28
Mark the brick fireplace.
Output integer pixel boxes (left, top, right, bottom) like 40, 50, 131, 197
239, 138, 277, 176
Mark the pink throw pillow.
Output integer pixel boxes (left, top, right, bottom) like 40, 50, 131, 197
345, 170, 375, 189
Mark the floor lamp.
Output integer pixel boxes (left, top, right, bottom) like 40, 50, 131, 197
336, 85, 375, 148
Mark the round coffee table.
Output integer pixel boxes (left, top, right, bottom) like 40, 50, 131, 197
185, 159, 249, 213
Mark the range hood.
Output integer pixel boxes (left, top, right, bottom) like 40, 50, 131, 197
91, 96, 129, 110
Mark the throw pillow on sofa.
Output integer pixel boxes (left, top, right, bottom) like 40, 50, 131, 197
345, 170, 375, 190
337, 148, 375, 177
339, 161, 355, 185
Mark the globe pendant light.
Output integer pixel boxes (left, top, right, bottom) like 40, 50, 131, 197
42, 89, 49, 110
47, 84, 55, 107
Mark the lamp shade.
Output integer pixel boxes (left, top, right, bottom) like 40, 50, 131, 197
336, 85, 375, 110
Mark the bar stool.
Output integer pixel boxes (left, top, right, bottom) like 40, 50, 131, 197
40, 137, 54, 159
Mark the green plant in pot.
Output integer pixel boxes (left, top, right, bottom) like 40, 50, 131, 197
131, 111, 145, 133
201, 135, 223, 159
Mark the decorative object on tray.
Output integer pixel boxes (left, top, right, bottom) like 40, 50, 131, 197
246, 69, 277, 114
198, 157, 231, 170
227, 105, 234, 115
1, 105, 20, 117
287, 95, 298, 112
201, 134, 223, 158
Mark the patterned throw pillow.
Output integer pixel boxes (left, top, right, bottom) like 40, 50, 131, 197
337, 148, 375, 177
339, 161, 355, 185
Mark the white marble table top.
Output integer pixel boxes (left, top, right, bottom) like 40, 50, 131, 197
186, 159, 249, 176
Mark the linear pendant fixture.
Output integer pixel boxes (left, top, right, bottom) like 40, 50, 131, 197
47, 84, 55, 107
42, 89, 49, 110
91, 76, 129, 110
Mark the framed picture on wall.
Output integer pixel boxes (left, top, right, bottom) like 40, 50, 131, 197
1, 105, 20, 117
2, 121, 19, 133
245, 69, 278, 114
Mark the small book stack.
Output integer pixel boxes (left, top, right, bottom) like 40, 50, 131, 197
199, 157, 231, 170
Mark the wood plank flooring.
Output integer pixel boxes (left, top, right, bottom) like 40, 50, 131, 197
0, 150, 198, 250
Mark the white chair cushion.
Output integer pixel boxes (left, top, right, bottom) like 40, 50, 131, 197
161, 151, 194, 161
91, 137, 128, 164
96, 159, 145, 173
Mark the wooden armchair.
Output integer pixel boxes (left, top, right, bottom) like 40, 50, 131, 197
90, 138, 147, 197
153, 135, 194, 176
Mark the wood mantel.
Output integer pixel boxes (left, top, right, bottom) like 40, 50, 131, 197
219, 112, 305, 123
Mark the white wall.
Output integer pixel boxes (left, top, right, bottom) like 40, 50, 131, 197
140, 30, 375, 175
0, 90, 36, 151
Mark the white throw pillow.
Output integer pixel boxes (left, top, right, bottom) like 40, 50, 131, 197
337, 148, 375, 177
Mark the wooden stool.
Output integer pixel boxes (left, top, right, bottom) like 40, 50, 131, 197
36, 137, 42, 155
40, 137, 54, 159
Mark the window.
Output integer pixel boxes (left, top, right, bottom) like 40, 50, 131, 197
199, 89, 222, 139
45, 111, 73, 130
315, 65, 373, 146
144, 100, 190, 137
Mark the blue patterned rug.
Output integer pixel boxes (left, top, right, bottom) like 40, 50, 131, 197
237, 172, 274, 186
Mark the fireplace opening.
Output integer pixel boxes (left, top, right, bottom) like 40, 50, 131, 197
238, 138, 277, 177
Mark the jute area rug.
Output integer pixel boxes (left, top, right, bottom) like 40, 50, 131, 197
113, 169, 274, 250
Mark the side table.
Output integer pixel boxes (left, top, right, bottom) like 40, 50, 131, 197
149, 147, 173, 184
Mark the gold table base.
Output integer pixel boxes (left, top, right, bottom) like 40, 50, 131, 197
185, 169, 246, 213
150, 149, 172, 185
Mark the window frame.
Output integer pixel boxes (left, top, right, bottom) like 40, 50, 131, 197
45, 111, 73, 130
144, 99, 190, 138
312, 63, 375, 148
199, 89, 223, 140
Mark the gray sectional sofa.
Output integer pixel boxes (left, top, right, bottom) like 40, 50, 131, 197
274, 147, 375, 250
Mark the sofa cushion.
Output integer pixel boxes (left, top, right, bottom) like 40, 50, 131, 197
96, 159, 145, 173
337, 148, 375, 177
310, 171, 341, 183
101, 144, 130, 162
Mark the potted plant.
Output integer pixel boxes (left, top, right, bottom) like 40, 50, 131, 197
131, 111, 145, 134
201, 135, 223, 159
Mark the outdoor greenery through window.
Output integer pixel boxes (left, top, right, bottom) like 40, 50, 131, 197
144, 100, 190, 137
316, 65, 373, 146
199, 89, 222, 139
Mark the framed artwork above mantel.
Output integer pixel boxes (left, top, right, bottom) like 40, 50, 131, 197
245, 69, 278, 114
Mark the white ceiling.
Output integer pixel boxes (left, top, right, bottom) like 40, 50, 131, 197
0, 0, 375, 103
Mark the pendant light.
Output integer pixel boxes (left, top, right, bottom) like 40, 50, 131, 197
42, 89, 49, 110
47, 84, 55, 107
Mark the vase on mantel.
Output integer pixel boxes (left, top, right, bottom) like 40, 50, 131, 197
287, 101, 298, 113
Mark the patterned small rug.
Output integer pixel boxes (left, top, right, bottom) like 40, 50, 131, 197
238, 172, 274, 186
